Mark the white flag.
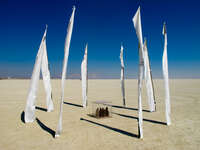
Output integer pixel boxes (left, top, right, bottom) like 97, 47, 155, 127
162, 22, 171, 125
81, 44, 88, 108
143, 39, 156, 112
55, 6, 76, 137
41, 27, 54, 112
25, 27, 47, 123
120, 44, 125, 106
132, 6, 144, 139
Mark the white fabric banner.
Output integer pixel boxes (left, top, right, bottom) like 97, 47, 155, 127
55, 6, 76, 137
41, 30, 54, 112
132, 6, 144, 139
25, 28, 47, 123
81, 44, 88, 108
143, 39, 156, 112
162, 22, 171, 125
138, 63, 144, 138
120, 44, 125, 106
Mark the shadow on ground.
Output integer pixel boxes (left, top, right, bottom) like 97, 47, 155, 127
36, 118, 55, 138
113, 112, 167, 125
111, 104, 150, 112
20, 106, 47, 124
80, 118, 138, 138
64, 101, 83, 108
35, 106, 47, 112
21, 111, 25, 123
20, 111, 55, 138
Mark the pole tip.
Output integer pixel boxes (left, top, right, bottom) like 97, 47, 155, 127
73, 5, 76, 11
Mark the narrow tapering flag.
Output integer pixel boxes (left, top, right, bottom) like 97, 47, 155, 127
55, 6, 76, 137
162, 22, 171, 126
81, 44, 88, 108
132, 6, 144, 139
120, 44, 126, 106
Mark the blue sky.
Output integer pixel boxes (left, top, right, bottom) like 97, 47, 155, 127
0, 0, 200, 78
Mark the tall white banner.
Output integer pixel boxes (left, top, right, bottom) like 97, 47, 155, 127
143, 39, 156, 112
81, 44, 88, 108
132, 6, 144, 139
55, 6, 76, 137
162, 22, 171, 125
120, 44, 125, 106
25, 26, 54, 123
41, 28, 54, 112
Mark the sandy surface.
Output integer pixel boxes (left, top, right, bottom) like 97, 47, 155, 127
0, 79, 199, 150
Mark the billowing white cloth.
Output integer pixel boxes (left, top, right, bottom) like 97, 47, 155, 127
55, 6, 76, 137
41, 36, 54, 112
81, 44, 88, 108
143, 39, 156, 112
120, 45, 125, 106
25, 26, 54, 123
25, 31, 45, 123
132, 6, 144, 139
138, 63, 144, 138
162, 22, 171, 125
120, 45, 125, 68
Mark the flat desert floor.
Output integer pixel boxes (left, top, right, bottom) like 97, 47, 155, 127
0, 79, 200, 150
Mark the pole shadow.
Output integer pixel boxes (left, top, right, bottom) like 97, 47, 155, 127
80, 118, 138, 138
113, 112, 166, 125
35, 106, 47, 112
21, 111, 25, 123
111, 104, 150, 112
36, 118, 55, 138
64, 102, 83, 108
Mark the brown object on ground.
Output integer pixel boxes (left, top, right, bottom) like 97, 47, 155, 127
99, 108, 103, 117
105, 107, 109, 117
96, 108, 100, 118
102, 108, 105, 117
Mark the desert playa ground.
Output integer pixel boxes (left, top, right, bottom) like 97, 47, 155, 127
0, 79, 200, 150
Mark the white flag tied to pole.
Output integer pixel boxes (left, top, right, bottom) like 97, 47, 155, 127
120, 44, 125, 106
132, 6, 144, 139
25, 26, 54, 123
55, 6, 76, 137
143, 39, 156, 112
81, 44, 88, 108
41, 33, 54, 112
162, 22, 171, 125
25, 29, 46, 123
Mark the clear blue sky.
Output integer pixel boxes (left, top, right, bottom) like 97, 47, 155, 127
0, 0, 200, 78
